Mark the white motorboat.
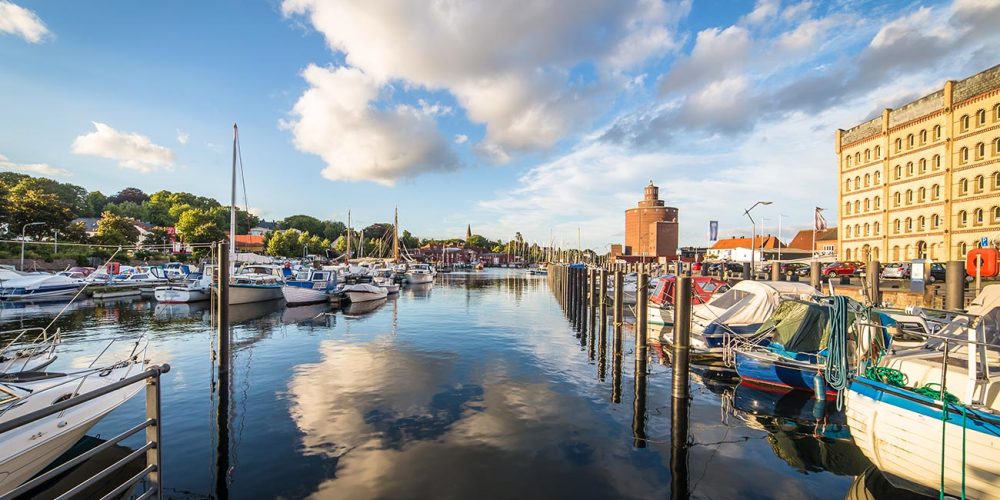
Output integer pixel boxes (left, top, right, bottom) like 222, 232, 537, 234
341, 283, 389, 303
405, 264, 434, 284
0, 337, 147, 496
154, 269, 213, 303
283, 269, 337, 306
229, 264, 284, 305
846, 286, 1000, 499
376, 281, 400, 295
0, 273, 84, 301
0, 327, 58, 374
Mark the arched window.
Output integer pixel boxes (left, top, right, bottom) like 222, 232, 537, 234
933, 125, 942, 140
904, 245, 911, 260
846, 178, 852, 190
906, 162, 914, 176
905, 189, 913, 204
894, 165, 902, 179
919, 158, 927, 173
845, 248, 852, 260
845, 201, 851, 214
977, 109, 987, 126
960, 178, 969, 195
993, 206, 1000, 223
873, 247, 880, 260
994, 171, 1000, 189
874, 196, 881, 209
874, 145, 881, 158
846, 225, 853, 237
855, 223, 861, 236
959, 242, 968, 257
932, 214, 940, 228
894, 192, 902, 206
846, 155, 852, 167
918, 186, 926, 202
975, 208, 985, 225
975, 175, 985, 193
874, 171, 881, 184
907, 134, 914, 147
892, 245, 900, 261
874, 221, 880, 235
855, 175, 861, 187
933, 154, 941, 170
905, 217, 913, 232
960, 147, 969, 163
865, 149, 871, 161
977, 142, 986, 159
958, 210, 968, 227
894, 219, 901, 233
919, 130, 927, 144
864, 173, 871, 186
864, 198, 870, 211
854, 200, 861, 212
895, 138, 902, 151
864, 223, 870, 236
994, 138, 1000, 155
961, 114, 970, 131
995, 104, 1000, 121
918, 216, 926, 231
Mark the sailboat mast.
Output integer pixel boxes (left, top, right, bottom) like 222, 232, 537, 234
230, 124, 238, 259
393, 207, 399, 263
346, 210, 352, 262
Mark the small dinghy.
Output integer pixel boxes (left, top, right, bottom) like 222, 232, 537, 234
341, 283, 389, 303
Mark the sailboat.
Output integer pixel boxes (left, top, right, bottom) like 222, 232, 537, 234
226, 124, 282, 305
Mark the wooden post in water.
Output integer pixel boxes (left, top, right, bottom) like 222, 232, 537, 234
810, 261, 822, 291
672, 275, 691, 401
215, 240, 230, 499
599, 269, 608, 321
670, 382, 690, 499
946, 261, 965, 310
637, 273, 648, 351
613, 271, 624, 327
632, 318, 648, 448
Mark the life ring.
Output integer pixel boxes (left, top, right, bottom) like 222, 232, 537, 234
966, 247, 999, 277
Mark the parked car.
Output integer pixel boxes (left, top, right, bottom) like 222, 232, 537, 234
881, 263, 911, 280
822, 261, 857, 277
762, 262, 810, 276
928, 263, 945, 283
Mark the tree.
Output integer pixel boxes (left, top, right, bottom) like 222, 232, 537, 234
109, 187, 149, 205
85, 191, 108, 217
400, 230, 419, 249
467, 234, 491, 249
281, 215, 324, 235
6, 178, 74, 237
265, 229, 298, 257
141, 226, 172, 252
103, 201, 146, 220
95, 211, 140, 246
175, 207, 226, 246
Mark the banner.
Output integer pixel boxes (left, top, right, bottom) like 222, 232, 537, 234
709, 220, 718, 241
814, 207, 828, 231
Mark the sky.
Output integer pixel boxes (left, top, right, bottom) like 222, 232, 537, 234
1, 0, 999, 250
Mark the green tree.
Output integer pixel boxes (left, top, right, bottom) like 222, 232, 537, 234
103, 201, 146, 220
95, 211, 140, 246
175, 207, 226, 246
141, 226, 173, 252
265, 229, 299, 257
85, 191, 109, 217
109, 187, 149, 205
321, 220, 346, 241
400, 230, 419, 249
7, 178, 74, 237
281, 215, 325, 235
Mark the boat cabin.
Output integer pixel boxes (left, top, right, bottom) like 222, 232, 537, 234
650, 276, 728, 306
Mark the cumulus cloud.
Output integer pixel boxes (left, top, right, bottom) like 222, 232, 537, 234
0, 153, 70, 177
0, 1, 49, 43
71, 122, 174, 172
282, 65, 458, 185
454, 134, 468, 145
176, 130, 189, 145
281, 0, 687, 176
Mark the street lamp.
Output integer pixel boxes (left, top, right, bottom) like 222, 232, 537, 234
20, 222, 45, 271
743, 201, 772, 276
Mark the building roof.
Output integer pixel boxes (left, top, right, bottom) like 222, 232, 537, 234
232, 235, 265, 247
710, 235, 785, 250
786, 229, 838, 249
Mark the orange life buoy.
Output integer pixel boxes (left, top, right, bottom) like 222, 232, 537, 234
966, 247, 999, 277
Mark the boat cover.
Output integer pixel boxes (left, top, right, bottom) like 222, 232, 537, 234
758, 300, 830, 353
694, 280, 818, 327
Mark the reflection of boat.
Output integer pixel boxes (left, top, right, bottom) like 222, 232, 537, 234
0, 338, 147, 496
225, 299, 285, 323
341, 284, 388, 303
342, 298, 386, 317
845, 466, 934, 500
281, 303, 331, 325
405, 282, 433, 298
846, 286, 1000, 499
154, 301, 210, 321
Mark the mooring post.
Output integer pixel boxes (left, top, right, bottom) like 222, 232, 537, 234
741, 262, 751, 280
670, 383, 690, 499
632, 323, 648, 449
672, 275, 691, 401
770, 261, 781, 281
613, 270, 624, 327
217, 241, 230, 373
599, 269, 608, 321
637, 273, 648, 351
946, 260, 965, 310
867, 259, 881, 306
215, 240, 230, 500
810, 261, 821, 291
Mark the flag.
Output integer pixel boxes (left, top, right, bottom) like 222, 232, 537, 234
814, 207, 828, 231
709, 220, 718, 241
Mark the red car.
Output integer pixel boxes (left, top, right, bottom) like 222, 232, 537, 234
822, 261, 857, 277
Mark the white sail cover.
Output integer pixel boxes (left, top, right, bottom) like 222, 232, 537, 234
966, 284, 1000, 316
692, 280, 819, 327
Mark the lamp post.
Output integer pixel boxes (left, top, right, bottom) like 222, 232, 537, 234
52, 229, 60, 254
743, 201, 772, 275
20, 222, 45, 271
778, 214, 787, 265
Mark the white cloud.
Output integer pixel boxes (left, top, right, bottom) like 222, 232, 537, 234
176, 130, 189, 145
743, 0, 780, 25
282, 0, 686, 173
0, 153, 70, 177
0, 1, 49, 43
71, 122, 174, 172
454, 134, 468, 144
282, 65, 458, 186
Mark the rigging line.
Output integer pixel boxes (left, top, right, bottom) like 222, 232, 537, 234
236, 129, 250, 228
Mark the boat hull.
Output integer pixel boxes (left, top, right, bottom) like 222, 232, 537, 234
0, 285, 81, 302
282, 285, 329, 306
846, 377, 1000, 499
405, 272, 433, 284
345, 289, 388, 303
648, 306, 674, 326
154, 286, 210, 303
734, 349, 832, 398
229, 284, 283, 305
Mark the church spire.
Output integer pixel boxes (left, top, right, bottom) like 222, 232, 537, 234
466, 224, 472, 241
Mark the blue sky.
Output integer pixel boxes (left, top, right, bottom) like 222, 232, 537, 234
1, 0, 998, 250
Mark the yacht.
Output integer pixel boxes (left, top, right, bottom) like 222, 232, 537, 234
0, 273, 84, 301
154, 268, 213, 303
405, 264, 434, 284
283, 269, 337, 306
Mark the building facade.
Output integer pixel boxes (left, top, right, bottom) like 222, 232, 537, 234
837, 64, 1000, 263
624, 182, 678, 259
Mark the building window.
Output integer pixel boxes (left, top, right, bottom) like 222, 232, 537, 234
855, 223, 861, 237
994, 138, 1000, 156
960, 147, 969, 164
977, 109, 987, 126
874, 196, 881, 209
854, 200, 861, 213
905, 189, 913, 204
874, 171, 881, 184
995, 104, 1000, 121
865, 149, 871, 161
894, 191, 902, 206
846, 178, 852, 191
993, 206, 1000, 224
933, 125, 942, 140
864, 198, 870, 211
975, 208, 985, 225
864, 223, 870, 236
846, 225, 852, 237
975, 175, 985, 193
994, 171, 1000, 189
917, 216, 926, 231
855, 175, 861, 188
920, 130, 927, 144
845, 248, 852, 260
875, 145, 881, 158
977, 142, 986, 160
933, 154, 941, 170
894, 165, 902, 179
961, 114, 970, 131
906, 134, 914, 148
959, 242, 968, 257
958, 210, 968, 227
918, 158, 927, 173
931, 184, 941, 200
846, 156, 852, 168
894, 219, 901, 233
959, 178, 969, 195
895, 138, 902, 151
918, 186, 926, 202
905, 217, 913, 232
874, 221, 880, 234
845, 201, 851, 214
932, 214, 940, 228
906, 162, 914, 176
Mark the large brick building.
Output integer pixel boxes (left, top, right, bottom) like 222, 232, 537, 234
837, 64, 1000, 263
623, 182, 678, 260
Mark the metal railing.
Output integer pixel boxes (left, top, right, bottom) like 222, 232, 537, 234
0, 364, 170, 500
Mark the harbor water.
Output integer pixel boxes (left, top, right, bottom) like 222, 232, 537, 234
0, 270, 909, 499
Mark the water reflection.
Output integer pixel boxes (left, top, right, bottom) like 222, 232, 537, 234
342, 298, 387, 317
